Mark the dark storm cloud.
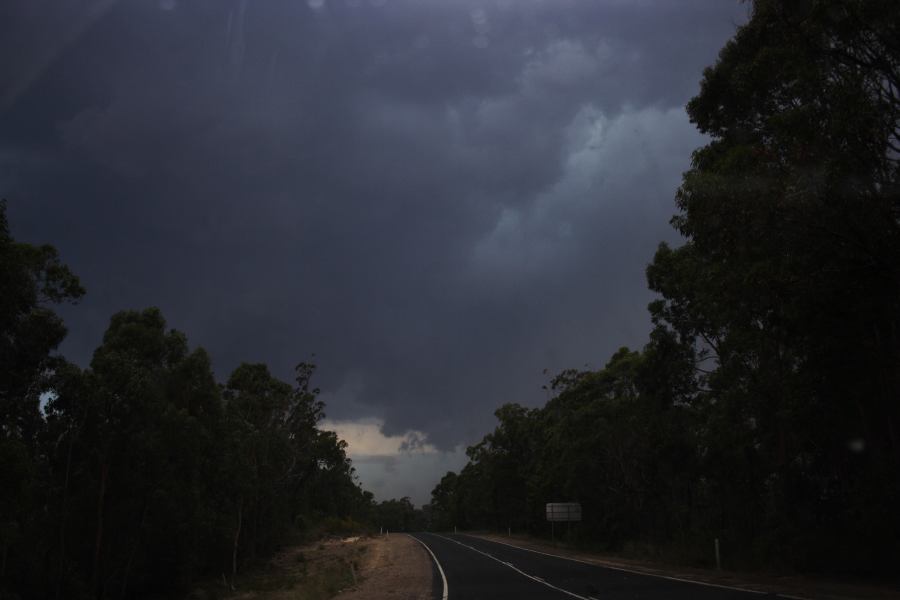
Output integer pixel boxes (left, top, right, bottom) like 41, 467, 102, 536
1, 0, 747, 457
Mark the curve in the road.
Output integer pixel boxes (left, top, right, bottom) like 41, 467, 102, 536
411, 532, 569, 600
433, 534, 591, 599
413, 532, 793, 600
409, 533, 449, 600
467, 534, 779, 597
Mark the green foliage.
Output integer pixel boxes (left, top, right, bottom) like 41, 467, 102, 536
0, 201, 376, 598
0, 199, 86, 595
435, 344, 698, 550
652, 0, 900, 572
372, 497, 426, 532
435, 0, 900, 575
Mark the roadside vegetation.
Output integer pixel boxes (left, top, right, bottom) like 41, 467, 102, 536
190, 537, 366, 600
0, 195, 441, 599
0, 199, 390, 598
3, 0, 898, 596
430, 0, 900, 577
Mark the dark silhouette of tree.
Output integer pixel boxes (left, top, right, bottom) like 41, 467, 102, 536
0, 201, 377, 598
434, 0, 900, 574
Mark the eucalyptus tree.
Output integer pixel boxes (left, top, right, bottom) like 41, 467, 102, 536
437, 0, 900, 572
646, 0, 900, 569
0, 200, 84, 592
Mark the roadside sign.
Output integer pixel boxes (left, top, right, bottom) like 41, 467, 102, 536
545, 502, 582, 522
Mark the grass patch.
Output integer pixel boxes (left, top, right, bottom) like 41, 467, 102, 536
189, 540, 366, 600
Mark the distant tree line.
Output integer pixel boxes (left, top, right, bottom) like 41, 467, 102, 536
430, 0, 900, 575
0, 201, 379, 598
371, 497, 429, 534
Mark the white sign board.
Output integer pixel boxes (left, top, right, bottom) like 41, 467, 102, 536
546, 502, 582, 522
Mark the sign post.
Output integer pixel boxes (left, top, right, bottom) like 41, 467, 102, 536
545, 503, 582, 542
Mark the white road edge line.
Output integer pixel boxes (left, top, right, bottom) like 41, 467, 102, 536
458, 534, 781, 597
433, 533, 591, 600
409, 534, 449, 600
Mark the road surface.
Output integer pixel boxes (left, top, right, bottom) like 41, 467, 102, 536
410, 532, 789, 600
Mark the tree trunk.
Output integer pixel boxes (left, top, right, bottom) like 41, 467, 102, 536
55, 428, 75, 600
251, 491, 260, 560
119, 499, 149, 600
91, 461, 109, 598
1, 543, 8, 579
231, 496, 243, 590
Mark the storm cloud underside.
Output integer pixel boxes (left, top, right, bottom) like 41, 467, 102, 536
1, 0, 748, 504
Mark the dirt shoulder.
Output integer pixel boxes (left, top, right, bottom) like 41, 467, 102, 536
468, 533, 900, 600
193, 533, 434, 600
333, 534, 434, 600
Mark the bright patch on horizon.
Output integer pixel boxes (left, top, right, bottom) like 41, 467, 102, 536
322, 418, 438, 457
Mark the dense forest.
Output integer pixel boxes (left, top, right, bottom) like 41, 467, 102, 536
0, 199, 400, 597
3, 0, 899, 596
430, 0, 900, 575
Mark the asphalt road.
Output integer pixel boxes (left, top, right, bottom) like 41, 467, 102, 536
410, 532, 782, 600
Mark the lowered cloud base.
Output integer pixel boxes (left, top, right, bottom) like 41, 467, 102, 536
1, 0, 748, 503
323, 417, 466, 506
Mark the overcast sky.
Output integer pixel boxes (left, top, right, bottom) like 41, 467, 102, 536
1, 0, 747, 505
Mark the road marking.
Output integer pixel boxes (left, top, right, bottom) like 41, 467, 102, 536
409, 534, 448, 600
460, 535, 777, 597
433, 533, 591, 600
